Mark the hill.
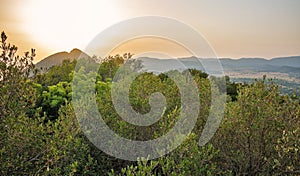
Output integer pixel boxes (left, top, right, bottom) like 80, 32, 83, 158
137, 56, 300, 75
35, 48, 90, 70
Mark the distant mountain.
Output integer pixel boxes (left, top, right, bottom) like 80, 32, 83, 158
35, 48, 90, 70
219, 56, 300, 72
36, 49, 300, 77
137, 56, 300, 75
269, 56, 300, 67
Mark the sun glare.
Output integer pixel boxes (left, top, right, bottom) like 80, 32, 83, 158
21, 0, 122, 52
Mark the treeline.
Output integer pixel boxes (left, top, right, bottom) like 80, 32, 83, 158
0, 32, 299, 175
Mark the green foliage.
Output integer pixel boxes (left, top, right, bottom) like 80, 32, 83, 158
109, 134, 228, 176
213, 79, 300, 175
183, 68, 208, 79
0, 31, 36, 118
39, 82, 72, 120
34, 59, 76, 86
98, 54, 132, 81
0, 104, 100, 175
273, 95, 300, 175
1, 32, 299, 175
225, 75, 240, 101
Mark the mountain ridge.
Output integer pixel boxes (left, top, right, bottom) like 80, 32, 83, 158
35, 48, 90, 69
35, 49, 300, 75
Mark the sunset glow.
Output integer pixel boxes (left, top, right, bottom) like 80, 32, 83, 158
21, 0, 122, 52
1, 0, 300, 61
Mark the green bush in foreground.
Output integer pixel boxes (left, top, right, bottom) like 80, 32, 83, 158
0, 104, 100, 175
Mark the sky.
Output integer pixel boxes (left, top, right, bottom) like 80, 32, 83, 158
0, 0, 300, 62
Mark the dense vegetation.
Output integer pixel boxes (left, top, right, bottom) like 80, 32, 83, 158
1, 32, 299, 175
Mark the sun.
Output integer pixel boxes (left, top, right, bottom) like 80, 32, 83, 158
21, 0, 122, 52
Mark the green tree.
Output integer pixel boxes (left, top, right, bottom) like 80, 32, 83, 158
34, 59, 77, 86
0, 104, 100, 175
0, 31, 36, 118
38, 81, 72, 120
213, 78, 300, 175
98, 54, 132, 81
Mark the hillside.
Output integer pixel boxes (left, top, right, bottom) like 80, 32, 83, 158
35, 51, 300, 84
35, 48, 90, 70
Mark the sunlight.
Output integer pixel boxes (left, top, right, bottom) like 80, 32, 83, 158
109, 37, 193, 59
21, 0, 122, 52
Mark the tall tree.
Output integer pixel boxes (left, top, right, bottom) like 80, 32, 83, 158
0, 31, 36, 119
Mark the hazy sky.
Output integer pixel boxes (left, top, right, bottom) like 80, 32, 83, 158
1, 0, 300, 62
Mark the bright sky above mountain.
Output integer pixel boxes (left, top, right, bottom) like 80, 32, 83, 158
1, 0, 300, 61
